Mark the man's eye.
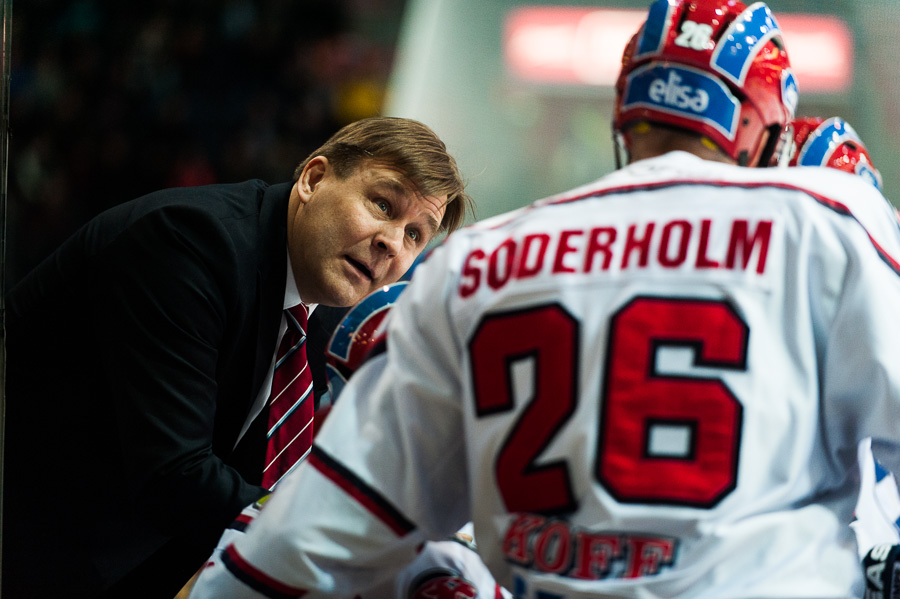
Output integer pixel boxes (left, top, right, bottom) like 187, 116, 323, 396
376, 200, 389, 213
407, 229, 420, 242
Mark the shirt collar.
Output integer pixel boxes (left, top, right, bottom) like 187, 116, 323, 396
284, 250, 316, 314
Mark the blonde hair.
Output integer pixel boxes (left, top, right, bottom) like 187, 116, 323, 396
294, 117, 473, 235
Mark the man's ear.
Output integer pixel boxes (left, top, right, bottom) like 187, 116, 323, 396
297, 156, 328, 203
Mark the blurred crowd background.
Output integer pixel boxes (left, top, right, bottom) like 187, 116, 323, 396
6, 0, 405, 288
7, 0, 900, 291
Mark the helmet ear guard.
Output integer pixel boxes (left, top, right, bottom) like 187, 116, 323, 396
613, 123, 653, 169
613, 130, 628, 171
612, 0, 798, 167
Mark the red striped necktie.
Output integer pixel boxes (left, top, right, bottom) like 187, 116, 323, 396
262, 303, 314, 490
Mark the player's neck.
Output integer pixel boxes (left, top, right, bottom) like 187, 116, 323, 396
628, 125, 736, 165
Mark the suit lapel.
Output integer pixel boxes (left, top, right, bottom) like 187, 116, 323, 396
229, 182, 291, 478
250, 182, 293, 400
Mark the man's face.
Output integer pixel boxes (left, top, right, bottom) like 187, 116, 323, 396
287, 157, 447, 307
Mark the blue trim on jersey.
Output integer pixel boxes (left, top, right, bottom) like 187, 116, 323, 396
875, 459, 891, 483
635, 0, 672, 59
622, 64, 740, 140
712, 2, 781, 85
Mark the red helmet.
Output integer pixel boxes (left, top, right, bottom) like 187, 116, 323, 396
613, 0, 798, 167
780, 116, 883, 191
324, 281, 408, 401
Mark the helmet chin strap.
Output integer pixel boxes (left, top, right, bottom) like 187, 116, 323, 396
613, 131, 629, 170
752, 124, 790, 168
771, 125, 796, 167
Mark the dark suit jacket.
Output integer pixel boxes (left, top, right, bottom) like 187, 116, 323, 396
2, 180, 343, 598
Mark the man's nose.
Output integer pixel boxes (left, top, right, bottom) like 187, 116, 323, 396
374, 224, 405, 256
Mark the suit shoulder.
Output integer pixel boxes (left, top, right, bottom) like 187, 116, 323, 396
127, 179, 275, 217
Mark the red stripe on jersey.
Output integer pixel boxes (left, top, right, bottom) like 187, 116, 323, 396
309, 446, 416, 537
520, 179, 900, 276
864, 234, 900, 274
222, 544, 307, 599
792, 187, 900, 275
754, 186, 900, 274
226, 511, 255, 533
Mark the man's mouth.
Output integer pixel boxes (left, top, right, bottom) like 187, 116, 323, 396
346, 256, 373, 280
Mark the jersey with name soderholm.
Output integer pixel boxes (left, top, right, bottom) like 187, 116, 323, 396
193, 151, 900, 599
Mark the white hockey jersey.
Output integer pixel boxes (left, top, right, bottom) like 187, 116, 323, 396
203, 498, 509, 599
852, 438, 900, 558
190, 151, 900, 599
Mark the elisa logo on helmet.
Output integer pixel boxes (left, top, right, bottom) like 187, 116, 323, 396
614, 0, 795, 166
649, 70, 709, 113
623, 64, 740, 140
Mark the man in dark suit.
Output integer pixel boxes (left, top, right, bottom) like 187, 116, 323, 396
1, 116, 472, 599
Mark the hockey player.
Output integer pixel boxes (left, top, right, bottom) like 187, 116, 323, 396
774, 115, 900, 563
190, 1, 900, 597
